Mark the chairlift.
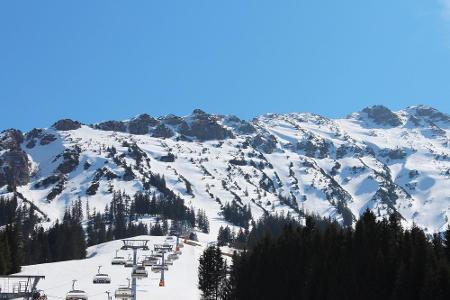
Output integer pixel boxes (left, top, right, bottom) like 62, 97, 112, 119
124, 255, 133, 268
142, 256, 159, 266
93, 266, 111, 284
131, 265, 148, 279
66, 280, 88, 300
114, 278, 133, 300
165, 259, 173, 266
151, 264, 169, 272
111, 250, 126, 265
168, 253, 179, 260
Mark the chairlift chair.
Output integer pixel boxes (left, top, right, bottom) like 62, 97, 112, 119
168, 253, 179, 260
131, 265, 148, 279
142, 256, 159, 266
111, 250, 126, 265
124, 255, 133, 268
151, 264, 169, 272
66, 280, 88, 300
93, 266, 111, 284
165, 258, 173, 266
114, 279, 133, 300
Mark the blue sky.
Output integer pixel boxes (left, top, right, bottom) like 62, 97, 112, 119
1, 1, 450, 131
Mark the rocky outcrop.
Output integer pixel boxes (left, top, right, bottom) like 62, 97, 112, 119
0, 129, 30, 188
251, 134, 278, 154
151, 124, 174, 138
361, 105, 402, 127
56, 146, 81, 174
94, 120, 127, 132
412, 105, 450, 123
184, 110, 234, 141
128, 114, 159, 135
52, 119, 82, 131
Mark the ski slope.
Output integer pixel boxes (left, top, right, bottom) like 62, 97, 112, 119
16, 236, 203, 300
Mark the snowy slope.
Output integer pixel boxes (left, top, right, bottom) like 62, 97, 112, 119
18, 236, 202, 300
1, 105, 450, 234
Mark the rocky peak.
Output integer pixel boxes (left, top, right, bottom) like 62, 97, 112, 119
94, 120, 127, 132
128, 114, 159, 135
360, 105, 402, 127
52, 119, 82, 131
0, 129, 24, 150
406, 105, 450, 124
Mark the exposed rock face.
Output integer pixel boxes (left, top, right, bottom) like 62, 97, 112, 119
128, 114, 159, 135
251, 134, 277, 154
0, 129, 30, 188
95, 120, 127, 132
224, 116, 257, 135
25, 128, 44, 141
412, 105, 450, 123
379, 148, 407, 160
159, 114, 184, 126
52, 119, 82, 131
361, 105, 402, 127
56, 147, 81, 174
188, 119, 234, 141
179, 110, 234, 141
40, 134, 57, 145
296, 137, 331, 159
152, 124, 174, 138
24, 129, 56, 148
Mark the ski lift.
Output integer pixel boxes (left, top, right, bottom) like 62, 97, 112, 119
142, 256, 159, 266
124, 254, 133, 268
93, 266, 111, 284
131, 265, 148, 279
152, 251, 163, 258
66, 280, 88, 300
151, 264, 168, 272
165, 258, 173, 266
111, 250, 126, 265
114, 278, 133, 300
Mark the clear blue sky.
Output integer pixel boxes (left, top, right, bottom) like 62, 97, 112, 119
1, 1, 450, 131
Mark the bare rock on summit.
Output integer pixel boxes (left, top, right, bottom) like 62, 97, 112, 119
361, 105, 402, 127
95, 120, 127, 132
52, 119, 82, 131
128, 114, 159, 135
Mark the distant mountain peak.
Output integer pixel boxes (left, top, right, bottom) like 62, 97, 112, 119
358, 105, 402, 127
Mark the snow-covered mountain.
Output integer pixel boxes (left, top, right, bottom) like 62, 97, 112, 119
2, 105, 450, 234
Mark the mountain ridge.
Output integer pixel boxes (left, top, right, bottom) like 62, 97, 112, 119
1, 104, 450, 235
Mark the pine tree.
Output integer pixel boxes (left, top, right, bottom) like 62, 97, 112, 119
198, 246, 227, 300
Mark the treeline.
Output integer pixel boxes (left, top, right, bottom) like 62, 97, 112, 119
86, 191, 206, 246
0, 196, 86, 274
217, 225, 248, 249
221, 201, 252, 229
224, 211, 450, 300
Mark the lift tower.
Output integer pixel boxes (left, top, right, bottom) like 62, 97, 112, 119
121, 240, 149, 300
0, 275, 45, 300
